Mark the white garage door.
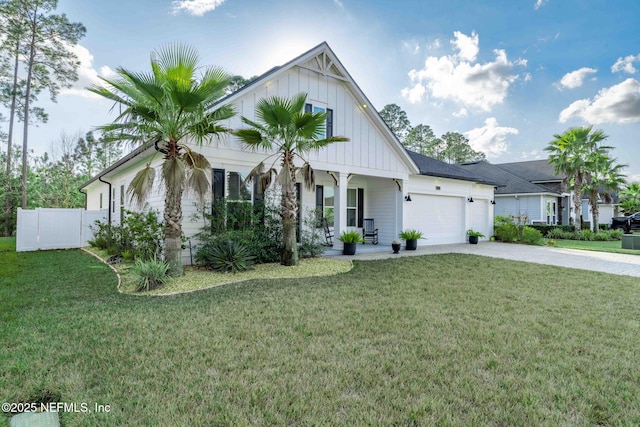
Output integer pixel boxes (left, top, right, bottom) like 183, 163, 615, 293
404, 195, 465, 244
470, 199, 489, 239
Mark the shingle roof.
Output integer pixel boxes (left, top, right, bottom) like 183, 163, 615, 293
494, 159, 561, 183
406, 151, 500, 185
458, 161, 560, 195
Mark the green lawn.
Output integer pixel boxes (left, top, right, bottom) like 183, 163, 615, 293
552, 237, 640, 255
1, 239, 639, 426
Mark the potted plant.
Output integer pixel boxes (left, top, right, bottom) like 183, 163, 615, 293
391, 239, 402, 254
400, 229, 424, 250
339, 230, 364, 255
467, 229, 485, 244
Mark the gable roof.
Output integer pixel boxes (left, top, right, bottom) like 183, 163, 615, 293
407, 151, 500, 185
459, 161, 560, 195
81, 42, 420, 190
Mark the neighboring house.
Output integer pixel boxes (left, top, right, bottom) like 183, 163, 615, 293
80, 42, 497, 264
460, 159, 620, 229
460, 160, 566, 226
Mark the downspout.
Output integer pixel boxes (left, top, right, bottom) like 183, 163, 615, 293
79, 188, 87, 209
98, 175, 112, 225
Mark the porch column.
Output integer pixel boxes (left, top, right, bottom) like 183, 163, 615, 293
334, 172, 348, 249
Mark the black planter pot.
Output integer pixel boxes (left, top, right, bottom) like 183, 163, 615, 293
469, 235, 479, 244
392, 243, 401, 254
405, 239, 418, 250
343, 242, 357, 255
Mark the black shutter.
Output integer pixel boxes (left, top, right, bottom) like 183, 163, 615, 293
357, 188, 364, 228
326, 108, 333, 138
212, 168, 225, 200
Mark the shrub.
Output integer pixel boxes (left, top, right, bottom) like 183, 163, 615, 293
130, 258, 170, 292
545, 228, 573, 240
522, 226, 544, 245
195, 239, 255, 273
194, 196, 283, 264
607, 230, 624, 240
89, 210, 164, 261
494, 222, 517, 242
575, 230, 594, 241
299, 208, 326, 258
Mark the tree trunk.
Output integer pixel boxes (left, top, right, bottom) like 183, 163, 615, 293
21, 8, 39, 209
4, 42, 20, 237
164, 177, 184, 276
280, 155, 299, 266
591, 195, 599, 233
573, 177, 582, 232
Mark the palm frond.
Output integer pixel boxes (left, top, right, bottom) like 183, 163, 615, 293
276, 164, 293, 189
162, 158, 186, 194
259, 169, 277, 193
186, 167, 210, 202
235, 128, 266, 149
181, 147, 211, 169
128, 165, 156, 208
298, 162, 315, 191
244, 162, 266, 184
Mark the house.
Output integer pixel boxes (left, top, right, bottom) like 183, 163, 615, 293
459, 159, 620, 228
80, 42, 497, 264
459, 160, 567, 226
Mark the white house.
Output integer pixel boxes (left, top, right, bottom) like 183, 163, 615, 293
81, 42, 497, 263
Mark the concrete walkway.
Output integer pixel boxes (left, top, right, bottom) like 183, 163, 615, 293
325, 242, 640, 278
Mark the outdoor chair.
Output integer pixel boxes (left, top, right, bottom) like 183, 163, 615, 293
321, 217, 334, 246
362, 218, 379, 244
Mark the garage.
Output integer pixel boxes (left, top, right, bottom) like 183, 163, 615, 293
469, 199, 490, 239
404, 194, 465, 244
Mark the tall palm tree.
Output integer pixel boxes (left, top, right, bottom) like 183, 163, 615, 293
545, 126, 608, 231
234, 93, 348, 266
583, 150, 627, 232
89, 44, 234, 275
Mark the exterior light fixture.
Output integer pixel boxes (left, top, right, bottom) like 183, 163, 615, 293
404, 194, 412, 202
467, 197, 474, 203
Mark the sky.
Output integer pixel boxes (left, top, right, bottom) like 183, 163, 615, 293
10, 0, 640, 181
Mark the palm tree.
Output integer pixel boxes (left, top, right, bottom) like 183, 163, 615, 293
619, 183, 640, 214
234, 93, 348, 266
89, 44, 234, 276
545, 126, 608, 231
582, 150, 627, 232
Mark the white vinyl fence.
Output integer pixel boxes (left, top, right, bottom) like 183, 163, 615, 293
16, 208, 108, 252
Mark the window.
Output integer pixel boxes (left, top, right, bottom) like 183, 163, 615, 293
112, 188, 116, 213
316, 185, 335, 227
347, 188, 364, 227
305, 103, 333, 138
347, 188, 357, 227
99, 193, 103, 210
120, 185, 125, 219
226, 172, 252, 229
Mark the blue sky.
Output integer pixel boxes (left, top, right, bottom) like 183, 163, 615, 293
20, 0, 640, 181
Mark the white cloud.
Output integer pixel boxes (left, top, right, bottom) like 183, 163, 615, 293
559, 78, 640, 124
333, 0, 344, 7
172, 0, 225, 16
628, 173, 640, 184
611, 54, 640, 74
451, 31, 478, 62
557, 67, 597, 89
464, 117, 518, 158
61, 44, 116, 99
401, 31, 526, 112
520, 149, 544, 160
534, 0, 547, 10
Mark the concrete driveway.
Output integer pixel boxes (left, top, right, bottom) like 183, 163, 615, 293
325, 242, 640, 278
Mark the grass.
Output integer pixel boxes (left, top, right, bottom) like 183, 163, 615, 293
551, 238, 640, 255
84, 247, 352, 295
2, 238, 640, 425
